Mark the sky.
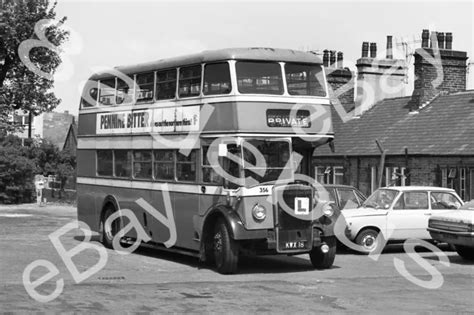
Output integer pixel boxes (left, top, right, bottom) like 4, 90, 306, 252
51, 0, 474, 115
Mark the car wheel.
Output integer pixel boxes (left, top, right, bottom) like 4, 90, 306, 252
455, 245, 474, 261
310, 236, 336, 269
355, 228, 384, 254
213, 219, 239, 274
101, 206, 121, 249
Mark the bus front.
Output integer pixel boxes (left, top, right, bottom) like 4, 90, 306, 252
197, 50, 338, 273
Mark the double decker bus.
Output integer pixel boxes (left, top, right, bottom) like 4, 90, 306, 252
77, 47, 338, 274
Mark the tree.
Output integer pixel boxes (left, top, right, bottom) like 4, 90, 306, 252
0, 0, 69, 132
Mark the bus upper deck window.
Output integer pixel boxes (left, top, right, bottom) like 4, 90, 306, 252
203, 63, 231, 95
236, 61, 283, 95
136, 72, 154, 102
285, 63, 326, 97
81, 80, 98, 108
178, 65, 202, 98
156, 69, 177, 100
99, 79, 116, 106
116, 78, 134, 105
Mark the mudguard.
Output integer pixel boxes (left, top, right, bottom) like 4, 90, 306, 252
204, 206, 268, 240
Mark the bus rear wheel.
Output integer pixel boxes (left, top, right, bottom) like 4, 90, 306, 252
213, 219, 239, 274
101, 206, 120, 249
310, 236, 336, 269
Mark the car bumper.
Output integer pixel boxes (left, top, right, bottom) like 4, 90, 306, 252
427, 228, 474, 247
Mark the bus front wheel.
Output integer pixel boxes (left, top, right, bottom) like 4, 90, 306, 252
213, 219, 239, 274
310, 236, 336, 269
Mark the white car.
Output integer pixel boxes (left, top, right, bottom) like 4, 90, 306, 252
342, 186, 463, 253
428, 200, 474, 261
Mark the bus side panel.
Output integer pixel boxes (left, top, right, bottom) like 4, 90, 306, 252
77, 183, 100, 232
172, 190, 200, 251
78, 113, 97, 136
77, 149, 96, 177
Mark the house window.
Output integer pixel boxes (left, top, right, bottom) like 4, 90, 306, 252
460, 167, 466, 200
314, 166, 343, 185
441, 168, 448, 188
385, 167, 406, 187
371, 166, 378, 193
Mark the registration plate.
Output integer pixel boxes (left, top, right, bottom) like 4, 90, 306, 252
285, 241, 306, 249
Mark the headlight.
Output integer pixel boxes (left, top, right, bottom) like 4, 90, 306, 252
322, 203, 334, 217
252, 204, 266, 221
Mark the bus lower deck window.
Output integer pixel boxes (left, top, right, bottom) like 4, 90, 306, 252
154, 150, 175, 180
114, 150, 132, 178
133, 151, 153, 179
176, 151, 196, 181
97, 150, 113, 176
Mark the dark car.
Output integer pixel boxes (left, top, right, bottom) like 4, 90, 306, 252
318, 184, 367, 210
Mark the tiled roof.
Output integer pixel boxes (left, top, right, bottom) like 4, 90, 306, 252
316, 90, 474, 156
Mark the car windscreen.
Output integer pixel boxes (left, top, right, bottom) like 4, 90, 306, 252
363, 189, 398, 209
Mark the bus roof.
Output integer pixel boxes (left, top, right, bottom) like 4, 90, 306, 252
90, 47, 323, 80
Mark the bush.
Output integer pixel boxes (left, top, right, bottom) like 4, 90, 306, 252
0, 134, 76, 204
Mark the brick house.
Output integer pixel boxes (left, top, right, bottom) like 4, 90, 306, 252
314, 30, 474, 201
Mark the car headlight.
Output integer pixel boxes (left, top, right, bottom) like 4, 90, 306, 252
252, 204, 266, 221
322, 203, 334, 217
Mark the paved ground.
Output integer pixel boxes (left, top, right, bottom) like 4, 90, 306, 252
1, 203, 473, 313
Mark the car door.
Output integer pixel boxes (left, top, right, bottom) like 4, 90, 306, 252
387, 191, 431, 240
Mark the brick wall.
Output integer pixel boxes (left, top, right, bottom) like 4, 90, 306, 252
326, 68, 355, 105
411, 48, 468, 109
313, 154, 474, 200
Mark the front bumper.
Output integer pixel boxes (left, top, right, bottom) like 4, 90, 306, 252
427, 228, 474, 247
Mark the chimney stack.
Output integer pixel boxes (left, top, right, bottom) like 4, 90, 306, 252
329, 50, 336, 67
369, 43, 377, 58
362, 42, 369, 57
410, 30, 467, 110
323, 49, 329, 67
421, 29, 430, 48
337, 51, 343, 68
386, 35, 393, 59
356, 38, 407, 114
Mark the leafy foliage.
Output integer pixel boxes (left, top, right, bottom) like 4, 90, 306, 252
0, 0, 69, 132
0, 134, 76, 204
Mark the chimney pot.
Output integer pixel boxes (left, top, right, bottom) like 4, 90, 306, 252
337, 51, 343, 68
329, 50, 336, 67
445, 32, 453, 50
386, 35, 393, 59
437, 32, 445, 49
362, 42, 369, 57
323, 49, 329, 67
430, 31, 438, 49
421, 29, 430, 48
369, 42, 377, 58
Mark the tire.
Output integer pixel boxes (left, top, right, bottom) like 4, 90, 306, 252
310, 236, 336, 269
213, 219, 239, 274
101, 206, 120, 249
455, 245, 474, 261
355, 228, 384, 254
